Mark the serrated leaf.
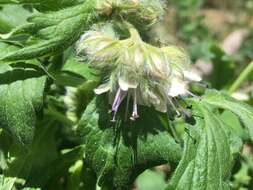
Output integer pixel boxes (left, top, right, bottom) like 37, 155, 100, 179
77, 97, 182, 190
202, 89, 253, 141
0, 63, 46, 144
166, 102, 242, 190
0, 1, 96, 62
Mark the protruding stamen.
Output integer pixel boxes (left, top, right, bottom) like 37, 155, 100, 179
130, 90, 139, 120
168, 98, 181, 116
186, 90, 199, 98
111, 88, 127, 122
112, 88, 122, 111
125, 93, 131, 121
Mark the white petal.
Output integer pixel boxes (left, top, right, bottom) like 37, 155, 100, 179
118, 76, 138, 91
94, 83, 110, 94
155, 101, 167, 113
183, 70, 201, 82
134, 48, 144, 65
168, 78, 187, 97
118, 78, 129, 91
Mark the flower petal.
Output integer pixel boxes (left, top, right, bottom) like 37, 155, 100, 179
118, 78, 129, 91
167, 78, 187, 97
94, 83, 110, 94
183, 70, 202, 82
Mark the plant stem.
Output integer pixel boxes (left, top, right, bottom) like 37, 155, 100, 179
229, 61, 253, 94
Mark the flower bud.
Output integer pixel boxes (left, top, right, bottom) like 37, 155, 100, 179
96, 0, 164, 26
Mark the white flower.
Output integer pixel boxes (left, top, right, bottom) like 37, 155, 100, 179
77, 27, 201, 121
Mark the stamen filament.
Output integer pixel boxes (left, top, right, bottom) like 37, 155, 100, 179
131, 90, 139, 120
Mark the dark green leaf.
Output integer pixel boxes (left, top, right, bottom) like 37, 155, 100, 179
208, 45, 235, 89
77, 97, 182, 190
63, 56, 99, 81
0, 1, 97, 62
166, 102, 242, 190
0, 60, 46, 144
136, 170, 167, 190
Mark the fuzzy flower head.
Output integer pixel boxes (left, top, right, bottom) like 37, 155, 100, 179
77, 27, 201, 121
96, 0, 165, 25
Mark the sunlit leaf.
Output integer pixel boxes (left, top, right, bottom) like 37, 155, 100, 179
166, 102, 242, 190
202, 90, 253, 141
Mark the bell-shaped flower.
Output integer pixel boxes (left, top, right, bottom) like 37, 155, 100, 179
77, 26, 201, 121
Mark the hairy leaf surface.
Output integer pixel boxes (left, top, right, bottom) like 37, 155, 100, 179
202, 90, 253, 141
166, 102, 242, 190
77, 97, 182, 190
0, 63, 46, 144
0, 42, 46, 144
0, 1, 96, 62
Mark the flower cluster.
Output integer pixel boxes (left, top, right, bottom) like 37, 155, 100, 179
96, 0, 165, 25
77, 27, 201, 121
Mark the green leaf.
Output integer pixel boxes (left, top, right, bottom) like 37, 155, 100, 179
0, 1, 96, 62
0, 0, 85, 11
63, 56, 99, 81
0, 175, 16, 190
0, 5, 31, 33
5, 120, 58, 186
220, 111, 248, 140
77, 97, 182, 190
66, 160, 83, 190
202, 89, 253, 141
166, 102, 242, 190
0, 62, 46, 144
136, 170, 167, 190
208, 45, 235, 89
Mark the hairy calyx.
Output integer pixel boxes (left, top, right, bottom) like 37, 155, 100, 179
77, 26, 201, 121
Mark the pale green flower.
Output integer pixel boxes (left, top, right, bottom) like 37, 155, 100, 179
77, 27, 201, 121
96, 0, 165, 25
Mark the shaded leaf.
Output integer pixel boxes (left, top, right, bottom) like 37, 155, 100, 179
209, 45, 235, 89
0, 62, 46, 144
63, 56, 99, 81
77, 97, 182, 190
0, 175, 16, 190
